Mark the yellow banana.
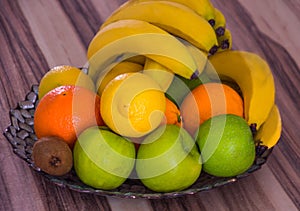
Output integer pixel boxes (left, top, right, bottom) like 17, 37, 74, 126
143, 58, 174, 92
255, 105, 282, 148
207, 50, 275, 130
87, 19, 197, 80
217, 28, 232, 52
88, 19, 170, 60
125, 55, 146, 65
213, 8, 226, 37
100, 1, 218, 54
125, 0, 216, 26
96, 61, 143, 95
177, 37, 208, 77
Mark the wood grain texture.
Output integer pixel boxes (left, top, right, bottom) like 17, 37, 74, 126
237, 0, 300, 68
0, 0, 299, 210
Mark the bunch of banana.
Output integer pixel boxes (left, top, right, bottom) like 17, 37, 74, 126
206, 50, 281, 148
87, 19, 198, 81
86, 0, 227, 85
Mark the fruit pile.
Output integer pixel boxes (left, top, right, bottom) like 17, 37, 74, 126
31, 0, 282, 193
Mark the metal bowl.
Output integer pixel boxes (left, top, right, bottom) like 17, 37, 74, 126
3, 84, 273, 199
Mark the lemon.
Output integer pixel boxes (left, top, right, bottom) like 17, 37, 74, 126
38, 65, 95, 99
196, 114, 255, 177
101, 72, 166, 137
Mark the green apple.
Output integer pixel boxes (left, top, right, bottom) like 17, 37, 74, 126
136, 125, 202, 192
73, 126, 136, 190
196, 114, 256, 177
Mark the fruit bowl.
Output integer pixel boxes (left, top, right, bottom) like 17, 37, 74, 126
3, 84, 274, 199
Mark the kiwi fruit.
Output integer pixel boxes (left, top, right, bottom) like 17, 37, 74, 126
32, 136, 73, 176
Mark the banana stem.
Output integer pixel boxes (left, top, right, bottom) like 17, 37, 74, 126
216, 27, 225, 37
209, 45, 218, 55
220, 39, 230, 49
208, 19, 215, 27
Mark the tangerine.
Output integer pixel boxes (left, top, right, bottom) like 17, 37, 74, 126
34, 85, 104, 148
180, 83, 244, 136
162, 97, 182, 127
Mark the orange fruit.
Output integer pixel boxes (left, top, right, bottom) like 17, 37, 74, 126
100, 72, 166, 138
180, 82, 244, 136
34, 85, 104, 148
38, 65, 95, 99
162, 98, 182, 127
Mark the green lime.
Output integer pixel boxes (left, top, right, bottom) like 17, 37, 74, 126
196, 114, 255, 177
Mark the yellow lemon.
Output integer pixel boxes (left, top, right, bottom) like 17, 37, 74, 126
38, 65, 95, 99
101, 72, 166, 137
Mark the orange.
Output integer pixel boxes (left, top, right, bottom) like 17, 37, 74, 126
162, 98, 182, 127
38, 65, 95, 99
180, 83, 244, 136
34, 85, 104, 148
101, 72, 166, 137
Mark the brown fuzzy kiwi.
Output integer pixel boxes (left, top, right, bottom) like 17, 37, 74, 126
32, 136, 73, 176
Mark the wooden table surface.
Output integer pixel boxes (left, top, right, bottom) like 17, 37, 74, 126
1, 0, 299, 210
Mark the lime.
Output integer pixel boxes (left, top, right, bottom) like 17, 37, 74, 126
196, 114, 255, 177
